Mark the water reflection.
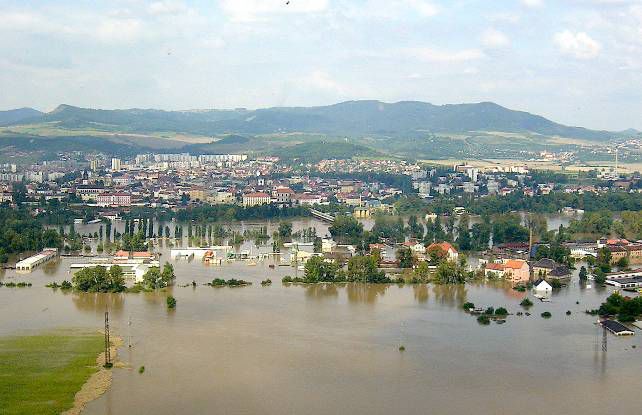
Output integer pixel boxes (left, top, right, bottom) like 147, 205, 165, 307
72, 292, 125, 316
42, 259, 62, 276
432, 284, 467, 308
304, 284, 339, 300
412, 284, 429, 304
346, 283, 388, 305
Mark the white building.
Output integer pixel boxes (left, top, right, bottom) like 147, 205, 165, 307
111, 158, 122, 172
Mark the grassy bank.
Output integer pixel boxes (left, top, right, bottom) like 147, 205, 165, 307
0, 331, 103, 415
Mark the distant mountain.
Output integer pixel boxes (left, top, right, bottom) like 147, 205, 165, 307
10, 101, 620, 141
0, 108, 43, 125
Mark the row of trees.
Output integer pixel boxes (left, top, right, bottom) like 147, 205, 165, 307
0, 207, 63, 263
72, 262, 176, 292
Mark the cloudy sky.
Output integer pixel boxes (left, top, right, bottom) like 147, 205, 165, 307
1, 0, 641, 130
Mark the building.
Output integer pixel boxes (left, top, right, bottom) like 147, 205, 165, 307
76, 184, 106, 201
353, 207, 370, 218
427, 242, 459, 261
607, 244, 642, 265
111, 158, 122, 172
533, 279, 552, 293
605, 269, 642, 288
532, 258, 569, 278
0, 192, 13, 203
296, 194, 323, 206
484, 259, 530, 284
207, 191, 235, 204
274, 187, 294, 205
243, 192, 271, 207
189, 186, 205, 201
96, 192, 132, 207
601, 320, 635, 336
16, 249, 58, 272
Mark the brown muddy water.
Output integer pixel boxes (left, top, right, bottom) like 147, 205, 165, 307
1, 218, 640, 415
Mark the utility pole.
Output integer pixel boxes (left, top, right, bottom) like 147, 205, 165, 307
128, 315, 132, 348
602, 322, 608, 352
104, 311, 112, 367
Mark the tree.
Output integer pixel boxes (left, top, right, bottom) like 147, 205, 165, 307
72, 266, 125, 292
161, 262, 175, 286
122, 232, 147, 252
596, 247, 612, 273
313, 237, 322, 253
304, 256, 338, 283
142, 267, 164, 289
346, 255, 389, 283
278, 222, 293, 239
579, 266, 588, 281
433, 260, 468, 284
167, 296, 176, 309
427, 245, 447, 265
396, 247, 415, 268
407, 215, 424, 239
413, 261, 431, 282
616, 256, 629, 269
470, 222, 491, 251
456, 213, 471, 251
492, 214, 529, 244
329, 215, 364, 245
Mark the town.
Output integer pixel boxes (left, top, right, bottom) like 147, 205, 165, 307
3, 150, 642, 299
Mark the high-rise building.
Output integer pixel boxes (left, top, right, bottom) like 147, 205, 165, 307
111, 158, 121, 172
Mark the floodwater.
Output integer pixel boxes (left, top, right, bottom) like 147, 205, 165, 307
1, 217, 641, 415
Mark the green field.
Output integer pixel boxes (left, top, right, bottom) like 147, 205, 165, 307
0, 331, 103, 415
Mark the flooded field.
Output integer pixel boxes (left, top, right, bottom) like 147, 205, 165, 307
1, 217, 640, 415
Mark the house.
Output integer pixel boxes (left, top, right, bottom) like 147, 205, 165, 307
532, 258, 569, 277
427, 242, 459, 261
353, 207, 370, 218
533, 279, 552, 293
96, 192, 132, 207
243, 192, 271, 207
188, 186, 205, 201
607, 244, 642, 265
296, 194, 323, 206
484, 259, 530, 284
274, 187, 294, 205
403, 240, 426, 254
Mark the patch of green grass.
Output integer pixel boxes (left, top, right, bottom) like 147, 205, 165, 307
0, 332, 103, 415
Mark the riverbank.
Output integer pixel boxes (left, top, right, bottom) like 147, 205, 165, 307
63, 333, 124, 415
0, 330, 121, 415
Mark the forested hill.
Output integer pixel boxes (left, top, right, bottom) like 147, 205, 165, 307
10, 101, 617, 141
0, 108, 43, 125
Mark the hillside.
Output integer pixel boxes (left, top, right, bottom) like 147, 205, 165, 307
0, 108, 43, 125
8, 101, 618, 141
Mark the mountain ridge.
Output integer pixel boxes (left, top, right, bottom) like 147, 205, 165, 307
3, 100, 634, 142
0, 107, 44, 125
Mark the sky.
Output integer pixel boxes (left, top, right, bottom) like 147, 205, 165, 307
1, 0, 642, 131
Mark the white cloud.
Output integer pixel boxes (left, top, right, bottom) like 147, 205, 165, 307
522, 0, 544, 8
300, 70, 347, 95
554, 30, 602, 59
220, 0, 329, 22
95, 18, 144, 43
481, 28, 510, 48
148, 1, 189, 16
408, 47, 485, 63
404, 0, 439, 17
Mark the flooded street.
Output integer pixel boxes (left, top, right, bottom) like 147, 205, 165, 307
1, 217, 640, 415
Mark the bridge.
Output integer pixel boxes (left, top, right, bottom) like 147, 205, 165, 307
309, 208, 336, 223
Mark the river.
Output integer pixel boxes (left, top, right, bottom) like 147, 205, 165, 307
1, 216, 640, 415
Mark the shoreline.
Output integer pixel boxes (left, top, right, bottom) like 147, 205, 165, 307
62, 333, 124, 415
